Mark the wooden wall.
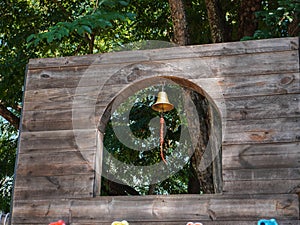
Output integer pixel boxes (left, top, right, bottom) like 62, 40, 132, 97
11, 37, 300, 224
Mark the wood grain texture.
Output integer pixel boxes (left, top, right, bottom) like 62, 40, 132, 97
13, 174, 94, 200
223, 168, 300, 181
11, 194, 299, 224
223, 180, 300, 194
23, 71, 299, 118
71, 222, 300, 225
223, 117, 300, 144
21, 91, 300, 133
25, 50, 299, 95
27, 37, 298, 69
18, 130, 97, 152
16, 150, 95, 176
222, 143, 300, 169
12, 37, 300, 224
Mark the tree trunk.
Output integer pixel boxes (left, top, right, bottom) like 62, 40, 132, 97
187, 161, 201, 194
238, 0, 262, 39
184, 89, 215, 194
204, 0, 227, 43
168, 0, 190, 45
190, 91, 215, 194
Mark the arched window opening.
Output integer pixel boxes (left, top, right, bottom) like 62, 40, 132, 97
98, 79, 222, 196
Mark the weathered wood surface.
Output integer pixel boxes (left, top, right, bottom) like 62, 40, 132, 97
11, 194, 299, 224
21, 114, 300, 144
11, 37, 300, 224
223, 180, 300, 194
223, 117, 300, 144
23, 72, 299, 111
72, 222, 300, 225
18, 130, 96, 152
71, 221, 300, 225
222, 142, 300, 194
16, 150, 95, 176
26, 37, 299, 69
24, 51, 299, 94
21, 93, 300, 135
223, 143, 300, 169
13, 174, 94, 200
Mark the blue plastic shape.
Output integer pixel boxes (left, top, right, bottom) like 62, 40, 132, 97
257, 219, 278, 225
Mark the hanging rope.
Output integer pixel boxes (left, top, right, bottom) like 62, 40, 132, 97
160, 114, 167, 164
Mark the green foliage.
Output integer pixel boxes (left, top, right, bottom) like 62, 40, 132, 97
124, 0, 172, 42
26, 0, 134, 54
0, 122, 17, 212
0, 0, 37, 107
102, 85, 193, 195
242, 0, 300, 40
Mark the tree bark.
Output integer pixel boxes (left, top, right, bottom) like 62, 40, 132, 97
204, 0, 227, 43
0, 103, 20, 129
288, 12, 300, 37
184, 89, 215, 194
168, 0, 190, 45
238, 0, 262, 39
190, 91, 215, 194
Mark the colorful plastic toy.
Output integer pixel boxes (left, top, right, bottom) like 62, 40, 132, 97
49, 220, 66, 225
111, 220, 130, 225
258, 218, 278, 225
186, 222, 203, 225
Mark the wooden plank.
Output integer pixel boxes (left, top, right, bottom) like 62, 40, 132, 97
23, 74, 300, 110
223, 117, 300, 144
25, 61, 195, 90
25, 50, 299, 93
223, 180, 300, 194
11, 220, 300, 225
11, 194, 299, 224
13, 174, 94, 200
217, 72, 300, 98
16, 150, 95, 176
223, 168, 300, 181
21, 107, 105, 131
222, 143, 300, 169
71, 221, 300, 225
18, 130, 97, 152
192, 72, 300, 101
27, 37, 298, 69
194, 50, 298, 78
21, 92, 300, 131
23, 86, 99, 111
23, 86, 113, 111
223, 93, 300, 120
25, 64, 127, 90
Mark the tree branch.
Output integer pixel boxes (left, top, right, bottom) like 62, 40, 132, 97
0, 103, 20, 130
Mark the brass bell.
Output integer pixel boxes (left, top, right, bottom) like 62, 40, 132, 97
152, 91, 174, 112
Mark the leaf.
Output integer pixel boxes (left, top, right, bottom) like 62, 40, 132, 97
33, 38, 40, 47
46, 34, 54, 43
118, 0, 129, 6
59, 27, 70, 37
81, 25, 92, 34
26, 34, 35, 42
77, 27, 85, 36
